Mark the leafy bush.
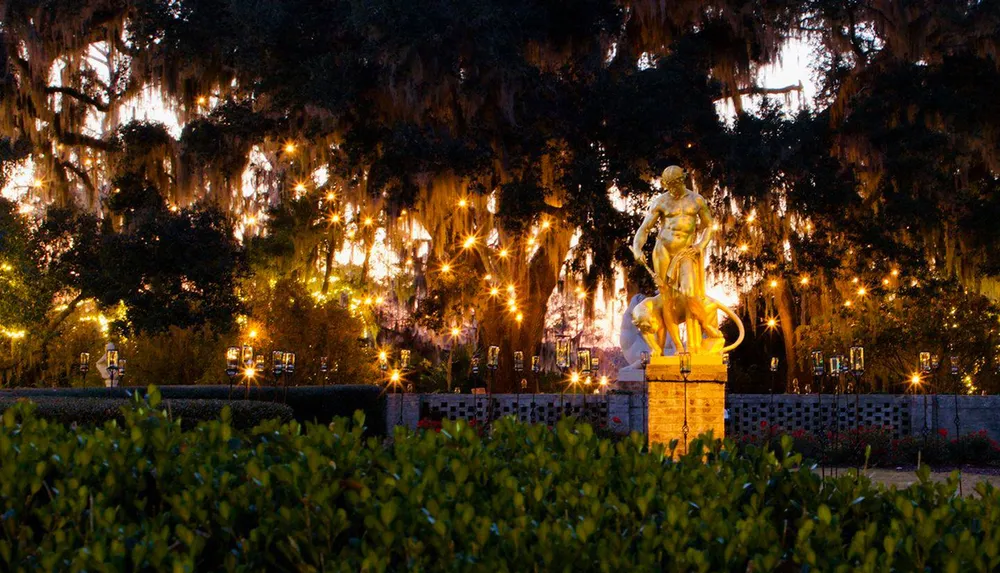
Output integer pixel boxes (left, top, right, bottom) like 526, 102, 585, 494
4, 395, 1000, 571
0, 396, 292, 429
3, 384, 385, 431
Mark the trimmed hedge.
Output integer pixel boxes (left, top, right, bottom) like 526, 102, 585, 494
2, 384, 385, 432
0, 397, 293, 430
3, 395, 1000, 571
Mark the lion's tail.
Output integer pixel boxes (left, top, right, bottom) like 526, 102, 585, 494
711, 299, 745, 354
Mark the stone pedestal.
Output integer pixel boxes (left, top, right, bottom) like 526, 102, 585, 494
616, 355, 727, 455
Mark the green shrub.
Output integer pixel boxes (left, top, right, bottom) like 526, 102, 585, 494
3, 384, 385, 432
3, 390, 1000, 571
0, 396, 293, 429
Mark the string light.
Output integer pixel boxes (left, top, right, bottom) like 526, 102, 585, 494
766, 317, 777, 329
32, 178, 43, 188
515, 312, 524, 323
800, 275, 810, 285
891, 269, 899, 277
363, 217, 374, 227
462, 235, 477, 249
489, 286, 500, 297
499, 249, 509, 258
441, 263, 452, 274
769, 280, 778, 288
739, 243, 749, 252
458, 198, 468, 208
882, 278, 890, 285
857, 287, 867, 296
294, 182, 307, 193
325, 192, 336, 201
450, 327, 460, 337
283, 142, 297, 154
844, 300, 853, 307
541, 220, 551, 229
196, 96, 207, 105
330, 214, 341, 223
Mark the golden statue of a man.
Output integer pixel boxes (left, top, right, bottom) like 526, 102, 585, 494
631, 165, 725, 355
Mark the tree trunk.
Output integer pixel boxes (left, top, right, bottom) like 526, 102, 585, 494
479, 223, 574, 393
775, 283, 800, 392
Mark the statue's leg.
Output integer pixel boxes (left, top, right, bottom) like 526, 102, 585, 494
661, 298, 685, 354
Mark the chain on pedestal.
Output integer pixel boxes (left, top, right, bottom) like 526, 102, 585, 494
679, 352, 691, 456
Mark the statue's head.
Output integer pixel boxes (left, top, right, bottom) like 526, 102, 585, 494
660, 165, 686, 196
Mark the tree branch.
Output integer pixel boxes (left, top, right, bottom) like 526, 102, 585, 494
736, 82, 804, 96
52, 115, 112, 151
45, 86, 110, 112
58, 160, 97, 196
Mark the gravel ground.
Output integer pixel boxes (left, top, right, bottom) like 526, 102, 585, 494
818, 466, 1000, 493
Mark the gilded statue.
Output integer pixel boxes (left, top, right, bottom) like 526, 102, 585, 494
621, 165, 744, 365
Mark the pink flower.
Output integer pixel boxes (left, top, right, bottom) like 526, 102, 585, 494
612, 416, 622, 424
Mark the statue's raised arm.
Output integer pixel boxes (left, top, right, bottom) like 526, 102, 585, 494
631, 200, 661, 263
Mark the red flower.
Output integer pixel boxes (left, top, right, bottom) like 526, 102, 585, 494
612, 416, 622, 424
938, 428, 948, 438
760, 420, 769, 428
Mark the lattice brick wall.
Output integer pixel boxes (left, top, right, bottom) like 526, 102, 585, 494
725, 395, 912, 438
420, 395, 609, 427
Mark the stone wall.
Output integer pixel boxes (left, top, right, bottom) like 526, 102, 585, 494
385, 392, 1000, 441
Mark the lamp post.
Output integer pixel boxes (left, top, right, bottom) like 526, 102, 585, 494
769, 356, 779, 419
283, 351, 295, 402
530, 354, 540, 422
79, 352, 90, 385
641, 350, 650, 441
811, 349, 825, 476
950, 354, 961, 438
106, 345, 120, 394
830, 354, 842, 473
487, 345, 499, 427
679, 351, 692, 455
578, 349, 591, 421
270, 350, 284, 400
514, 350, 524, 414
226, 346, 239, 398
849, 344, 865, 478
389, 368, 403, 424
919, 351, 931, 443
